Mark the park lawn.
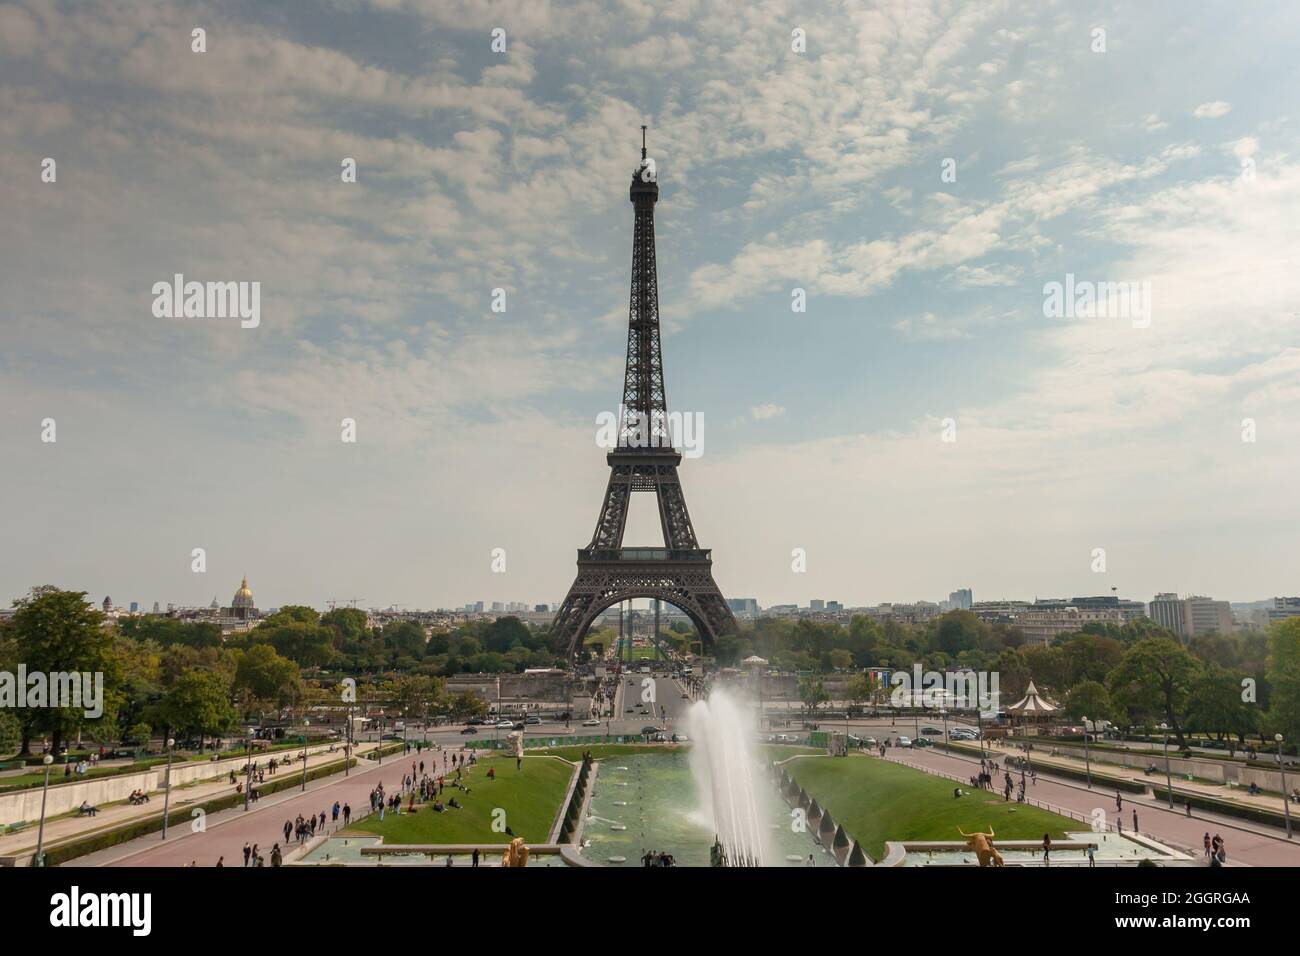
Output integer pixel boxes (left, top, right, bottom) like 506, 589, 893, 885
787, 755, 1076, 861
535, 743, 675, 762
346, 754, 573, 845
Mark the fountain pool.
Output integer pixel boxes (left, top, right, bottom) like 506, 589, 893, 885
579, 749, 822, 866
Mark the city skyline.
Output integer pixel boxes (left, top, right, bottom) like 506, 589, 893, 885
4, 2, 1299, 613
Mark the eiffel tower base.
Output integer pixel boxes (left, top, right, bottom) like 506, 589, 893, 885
552, 552, 736, 661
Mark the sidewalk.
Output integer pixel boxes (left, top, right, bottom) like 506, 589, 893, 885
0, 741, 389, 862
972, 739, 1298, 817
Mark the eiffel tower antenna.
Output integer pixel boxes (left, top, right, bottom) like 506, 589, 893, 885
551, 133, 737, 662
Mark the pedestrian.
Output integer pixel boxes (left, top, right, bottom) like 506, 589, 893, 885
1042, 833, 1051, 865
472, 847, 480, 868
1184, 800, 1192, 817
1132, 808, 1138, 832
344, 803, 351, 824
216, 856, 224, 868
1086, 844, 1095, 868
243, 842, 251, 867
271, 844, 282, 867
1203, 832, 1211, 860
1115, 792, 1122, 812
284, 820, 292, 843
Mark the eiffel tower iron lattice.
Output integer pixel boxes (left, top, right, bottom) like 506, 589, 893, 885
552, 130, 738, 661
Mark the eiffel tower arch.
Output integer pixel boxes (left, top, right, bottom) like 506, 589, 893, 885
553, 129, 738, 662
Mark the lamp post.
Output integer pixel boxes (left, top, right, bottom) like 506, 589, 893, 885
976, 709, 985, 761
1276, 733, 1293, 839
1081, 716, 1092, 789
243, 727, 254, 811
345, 704, 353, 777
300, 721, 309, 792
161, 737, 176, 839
377, 716, 384, 765
34, 754, 54, 867
1161, 723, 1173, 810
941, 708, 948, 754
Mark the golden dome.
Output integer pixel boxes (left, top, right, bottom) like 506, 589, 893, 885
232, 575, 254, 608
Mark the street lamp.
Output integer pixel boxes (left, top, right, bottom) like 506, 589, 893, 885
1161, 722, 1173, 810
941, 708, 948, 754
345, 704, 353, 778
300, 721, 309, 792
34, 754, 53, 867
161, 737, 176, 839
243, 727, 254, 812
1081, 716, 1092, 789
1276, 733, 1293, 839
377, 716, 384, 765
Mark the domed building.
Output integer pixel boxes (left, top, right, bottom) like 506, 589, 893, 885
230, 576, 257, 621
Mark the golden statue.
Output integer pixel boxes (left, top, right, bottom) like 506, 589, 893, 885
957, 826, 1004, 867
501, 837, 530, 867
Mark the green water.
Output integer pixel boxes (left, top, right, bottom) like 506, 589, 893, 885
580, 750, 823, 867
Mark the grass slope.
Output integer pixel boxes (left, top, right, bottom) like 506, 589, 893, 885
788, 755, 1075, 860
346, 754, 572, 845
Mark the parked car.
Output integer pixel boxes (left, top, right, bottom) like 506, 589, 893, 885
921, 727, 942, 736
495, 720, 514, 729
460, 727, 478, 735
641, 726, 666, 735
465, 717, 486, 726
896, 736, 913, 747
582, 718, 601, 727
525, 716, 541, 725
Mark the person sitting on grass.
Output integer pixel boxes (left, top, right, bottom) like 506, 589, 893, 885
79, 800, 98, 816
433, 800, 446, 813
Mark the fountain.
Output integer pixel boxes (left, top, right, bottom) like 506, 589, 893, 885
687, 688, 769, 866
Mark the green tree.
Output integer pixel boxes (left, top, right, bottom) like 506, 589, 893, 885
1063, 680, 1115, 724
9, 587, 124, 754
160, 669, 237, 750
232, 644, 301, 713
1185, 665, 1257, 744
1107, 637, 1202, 746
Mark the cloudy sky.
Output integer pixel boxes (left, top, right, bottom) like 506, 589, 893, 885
2, 0, 1298, 613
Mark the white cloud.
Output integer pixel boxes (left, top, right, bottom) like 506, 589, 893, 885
1193, 100, 1232, 119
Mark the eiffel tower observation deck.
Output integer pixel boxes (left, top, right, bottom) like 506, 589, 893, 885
551, 129, 738, 661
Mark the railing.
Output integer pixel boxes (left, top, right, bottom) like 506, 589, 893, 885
578, 548, 711, 562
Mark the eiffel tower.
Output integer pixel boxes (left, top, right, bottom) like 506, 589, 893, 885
552, 129, 738, 661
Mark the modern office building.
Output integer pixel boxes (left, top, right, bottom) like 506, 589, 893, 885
949, 588, 973, 610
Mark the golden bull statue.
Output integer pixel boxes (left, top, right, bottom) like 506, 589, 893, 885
957, 827, 1004, 867
501, 837, 530, 867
